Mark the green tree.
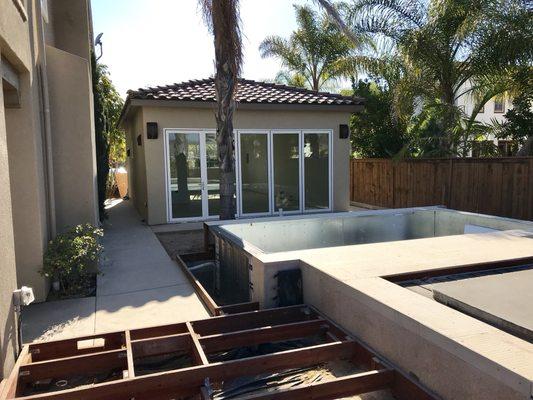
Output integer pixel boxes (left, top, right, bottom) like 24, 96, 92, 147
92, 59, 125, 215
200, 0, 242, 220
350, 79, 409, 157
91, 53, 108, 220
97, 65, 125, 168
317, 0, 533, 156
259, 5, 364, 91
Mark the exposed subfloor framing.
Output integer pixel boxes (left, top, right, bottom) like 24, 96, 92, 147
1, 306, 436, 400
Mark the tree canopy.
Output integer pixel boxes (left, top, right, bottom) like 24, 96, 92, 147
260, 5, 366, 91
317, 0, 533, 156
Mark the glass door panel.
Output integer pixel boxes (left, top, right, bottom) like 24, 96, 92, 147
239, 133, 270, 214
304, 133, 330, 210
205, 133, 220, 216
168, 132, 202, 219
272, 133, 300, 212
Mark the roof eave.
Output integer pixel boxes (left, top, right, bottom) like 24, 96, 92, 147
125, 98, 364, 113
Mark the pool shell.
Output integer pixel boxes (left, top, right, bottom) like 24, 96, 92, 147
206, 207, 533, 306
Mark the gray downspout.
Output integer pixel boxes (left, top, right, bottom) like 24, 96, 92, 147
35, 2, 56, 238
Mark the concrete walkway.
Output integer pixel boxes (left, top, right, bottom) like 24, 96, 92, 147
22, 200, 209, 343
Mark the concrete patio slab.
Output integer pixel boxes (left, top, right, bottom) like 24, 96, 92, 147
22, 199, 209, 344
95, 283, 207, 332
22, 297, 95, 343
97, 259, 190, 295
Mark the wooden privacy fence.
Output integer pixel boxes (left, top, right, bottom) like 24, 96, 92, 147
350, 157, 533, 220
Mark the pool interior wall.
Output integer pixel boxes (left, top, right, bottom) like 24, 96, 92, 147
213, 207, 533, 254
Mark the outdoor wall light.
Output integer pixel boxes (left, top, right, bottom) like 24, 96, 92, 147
147, 122, 158, 139
339, 124, 349, 139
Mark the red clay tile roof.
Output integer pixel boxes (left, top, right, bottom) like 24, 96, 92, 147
127, 78, 362, 106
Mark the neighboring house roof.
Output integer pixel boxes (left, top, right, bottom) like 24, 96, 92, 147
126, 78, 363, 106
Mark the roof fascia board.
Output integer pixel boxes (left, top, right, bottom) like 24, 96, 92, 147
129, 98, 363, 113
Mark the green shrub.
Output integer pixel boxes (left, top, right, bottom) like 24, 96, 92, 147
40, 224, 103, 294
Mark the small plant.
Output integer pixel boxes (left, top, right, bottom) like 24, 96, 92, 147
40, 224, 103, 295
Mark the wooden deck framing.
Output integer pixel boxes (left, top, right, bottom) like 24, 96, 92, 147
0, 305, 437, 400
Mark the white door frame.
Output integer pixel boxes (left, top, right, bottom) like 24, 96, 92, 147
164, 128, 218, 223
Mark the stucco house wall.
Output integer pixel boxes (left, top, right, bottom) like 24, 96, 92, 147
0, 0, 97, 378
124, 104, 352, 225
125, 108, 149, 220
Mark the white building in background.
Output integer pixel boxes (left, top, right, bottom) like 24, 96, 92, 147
455, 85, 517, 157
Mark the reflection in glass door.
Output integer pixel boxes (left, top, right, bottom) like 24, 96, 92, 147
205, 133, 220, 216
304, 132, 330, 210
167, 132, 203, 219
238, 133, 270, 215
272, 132, 300, 212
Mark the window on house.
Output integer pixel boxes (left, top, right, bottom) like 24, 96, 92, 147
494, 97, 505, 113
497, 140, 517, 157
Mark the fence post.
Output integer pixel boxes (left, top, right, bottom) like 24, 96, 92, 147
446, 158, 454, 208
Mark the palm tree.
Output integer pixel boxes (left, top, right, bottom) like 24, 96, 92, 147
200, 0, 242, 220
259, 5, 366, 91
316, 0, 533, 155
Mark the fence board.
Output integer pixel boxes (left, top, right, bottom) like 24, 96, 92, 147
350, 158, 533, 220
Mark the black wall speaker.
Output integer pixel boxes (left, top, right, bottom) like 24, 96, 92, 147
147, 122, 158, 139
136, 134, 142, 146
339, 124, 349, 139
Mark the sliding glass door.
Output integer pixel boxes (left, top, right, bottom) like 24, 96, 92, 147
237, 130, 331, 217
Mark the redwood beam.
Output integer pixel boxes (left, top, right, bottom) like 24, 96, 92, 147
186, 322, 209, 366
192, 305, 317, 336
28, 332, 125, 362
200, 319, 328, 354
16, 341, 355, 400
18, 349, 127, 383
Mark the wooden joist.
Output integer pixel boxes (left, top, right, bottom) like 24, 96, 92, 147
237, 369, 394, 400
28, 332, 124, 362
192, 304, 316, 336
200, 318, 328, 353
18, 349, 127, 383
186, 322, 209, 365
216, 301, 260, 315
15, 341, 356, 400
4, 306, 437, 400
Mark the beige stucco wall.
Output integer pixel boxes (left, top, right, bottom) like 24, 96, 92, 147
125, 108, 148, 220
5, 70, 50, 301
46, 44, 98, 232
125, 105, 352, 225
0, 52, 19, 381
1, 0, 96, 301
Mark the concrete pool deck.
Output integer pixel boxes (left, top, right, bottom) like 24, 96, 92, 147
22, 200, 209, 343
293, 231, 533, 400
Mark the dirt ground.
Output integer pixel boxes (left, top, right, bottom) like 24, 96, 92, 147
155, 230, 205, 259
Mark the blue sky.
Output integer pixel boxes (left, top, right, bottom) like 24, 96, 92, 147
92, 0, 312, 97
